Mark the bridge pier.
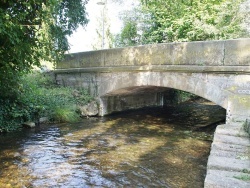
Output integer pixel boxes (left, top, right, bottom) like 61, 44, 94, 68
226, 94, 250, 124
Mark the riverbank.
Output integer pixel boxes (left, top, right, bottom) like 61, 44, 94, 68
205, 121, 250, 187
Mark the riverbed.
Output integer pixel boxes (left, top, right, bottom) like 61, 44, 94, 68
0, 99, 225, 187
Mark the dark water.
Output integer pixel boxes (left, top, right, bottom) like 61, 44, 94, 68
0, 99, 225, 188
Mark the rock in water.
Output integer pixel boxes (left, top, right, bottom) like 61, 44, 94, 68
39, 117, 49, 123
22, 122, 36, 128
79, 101, 99, 117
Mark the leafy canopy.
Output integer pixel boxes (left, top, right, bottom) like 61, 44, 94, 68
140, 0, 247, 43
0, 0, 88, 97
114, 8, 141, 47
115, 0, 249, 47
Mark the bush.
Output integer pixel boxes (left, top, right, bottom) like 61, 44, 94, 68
0, 100, 22, 132
0, 71, 93, 132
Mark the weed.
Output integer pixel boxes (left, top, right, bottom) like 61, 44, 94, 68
234, 174, 250, 181
242, 169, 250, 174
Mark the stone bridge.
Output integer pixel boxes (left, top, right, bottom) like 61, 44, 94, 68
55, 38, 250, 123
55, 38, 250, 187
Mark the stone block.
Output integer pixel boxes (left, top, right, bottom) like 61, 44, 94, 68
207, 155, 250, 172
58, 50, 105, 69
205, 169, 250, 188
216, 124, 249, 137
171, 40, 224, 65
224, 38, 250, 65
213, 133, 250, 146
211, 142, 249, 153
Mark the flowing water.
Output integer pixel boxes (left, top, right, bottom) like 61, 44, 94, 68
0, 99, 225, 188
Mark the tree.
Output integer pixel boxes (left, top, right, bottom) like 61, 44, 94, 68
0, 0, 89, 98
240, 0, 250, 33
139, 0, 249, 44
115, 0, 249, 47
114, 7, 141, 47
92, 2, 114, 50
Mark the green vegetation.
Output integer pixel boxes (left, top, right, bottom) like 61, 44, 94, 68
114, 7, 141, 47
0, 0, 89, 132
175, 90, 197, 104
0, 0, 88, 99
167, 90, 197, 105
115, 0, 249, 47
0, 72, 93, 132
243, 119, 250, 134
234, 174, 250, 181
242, 169, 250, 174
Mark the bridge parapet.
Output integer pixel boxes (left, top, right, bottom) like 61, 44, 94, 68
58, 39, 250, 70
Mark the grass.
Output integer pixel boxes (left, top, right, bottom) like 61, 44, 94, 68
52, 106, 80, 123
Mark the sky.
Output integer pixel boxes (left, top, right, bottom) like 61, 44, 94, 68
67, 0, 138, 53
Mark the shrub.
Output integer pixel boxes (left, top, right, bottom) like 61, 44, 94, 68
0, 71, 93, 132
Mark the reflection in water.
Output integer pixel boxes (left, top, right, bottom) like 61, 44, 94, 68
0, 99, 225, 188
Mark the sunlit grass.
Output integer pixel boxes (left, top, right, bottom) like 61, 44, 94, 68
53, 106, 80, 123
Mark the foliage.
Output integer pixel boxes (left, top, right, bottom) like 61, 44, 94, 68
169, 90, 196, 105
0, 0, 89, 98
240, 0, 250, 33
0, 72, 93, 132
141, 0, 248, 43
176, 90, 197, 104
0, 99, 23, 132
115, 0, 249, 47
114, 7, 142, 47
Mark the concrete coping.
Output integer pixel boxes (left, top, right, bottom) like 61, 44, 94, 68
54, 65, 250, 74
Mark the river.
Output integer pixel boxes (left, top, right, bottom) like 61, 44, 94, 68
0, 99, 225, 188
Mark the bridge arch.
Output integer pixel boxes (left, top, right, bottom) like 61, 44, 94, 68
98, 71, 230, 116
